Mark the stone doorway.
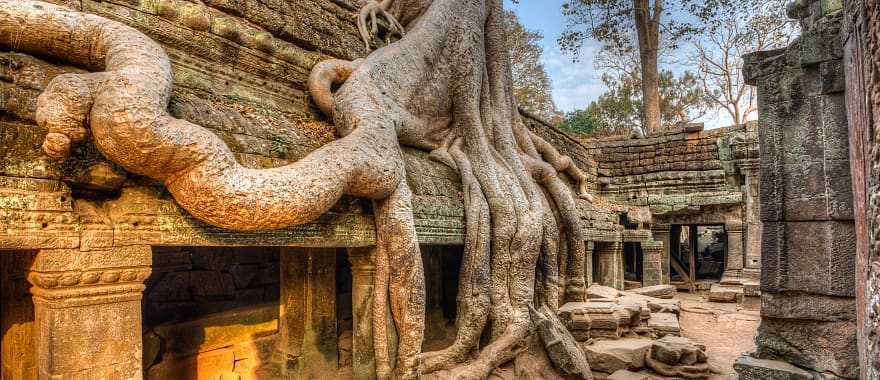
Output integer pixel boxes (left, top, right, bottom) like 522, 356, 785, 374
669, 225, 727, 291
623, 242, 644, 288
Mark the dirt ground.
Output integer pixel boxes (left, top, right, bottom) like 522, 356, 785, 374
676, 292, 761, 379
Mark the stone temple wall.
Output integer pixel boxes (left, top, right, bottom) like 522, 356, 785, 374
584, 125, 752, 220
736, 1, 859, 378
844, 0, 880, 376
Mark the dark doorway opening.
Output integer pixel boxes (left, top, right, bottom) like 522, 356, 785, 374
623, 242, 643, 288
669, 225, 727, 290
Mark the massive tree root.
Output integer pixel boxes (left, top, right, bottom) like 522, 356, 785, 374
1, 0, 594, 379
332, 0, 593, 378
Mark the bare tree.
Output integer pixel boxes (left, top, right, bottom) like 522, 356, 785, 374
690, 1, 796, 126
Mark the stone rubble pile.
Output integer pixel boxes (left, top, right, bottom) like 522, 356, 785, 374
558, 285, 711, 379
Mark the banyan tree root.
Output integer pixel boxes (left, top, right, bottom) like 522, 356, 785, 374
2, 0, 596, 378
332, 0, 594, 378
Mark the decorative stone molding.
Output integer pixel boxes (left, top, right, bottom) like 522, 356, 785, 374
26, 246, 152, 379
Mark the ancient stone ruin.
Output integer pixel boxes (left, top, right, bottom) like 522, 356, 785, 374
0, 0, 878, 379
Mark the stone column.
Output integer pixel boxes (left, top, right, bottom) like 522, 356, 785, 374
347, 247, 376, 380
27, 246, 152, 379
740, 161, 763, 274
721, 222, 745, 285
595, 242, 624, 290
651, 224, 671, 284
584, 241, 594, 286
277, 247, 337, 378
641, 241, 664, 287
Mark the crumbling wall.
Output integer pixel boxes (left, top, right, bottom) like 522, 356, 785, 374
738, 1, 858, 378
584, 125, 750, 219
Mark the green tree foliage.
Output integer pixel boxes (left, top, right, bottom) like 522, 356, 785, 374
557, 109, 603, 134
501, 10, 561, 123
560, 70, 706, 136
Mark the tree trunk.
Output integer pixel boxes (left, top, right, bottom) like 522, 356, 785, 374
634, 0, 662, 135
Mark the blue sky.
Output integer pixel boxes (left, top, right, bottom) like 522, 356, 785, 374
504, 0, 606, 113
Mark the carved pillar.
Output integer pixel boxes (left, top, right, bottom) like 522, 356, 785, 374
641, 241, 664, 287
595, 242, 624, 290
739, 161, 763, 275
277, 247, 337, 378
26, 246, 152, 379
584, 241, 594, 286
651, 224, 671, 285
722, 222, 745, 285
347, 247, 376, 380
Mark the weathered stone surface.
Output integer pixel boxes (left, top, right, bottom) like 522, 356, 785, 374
581, 338, 653, 373
742, 5, 859, 378
760, 292, 855, 321
755, 318, 858, 379
734, 355, 813, 380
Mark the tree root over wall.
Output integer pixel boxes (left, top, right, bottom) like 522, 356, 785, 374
0, 0, 595, 378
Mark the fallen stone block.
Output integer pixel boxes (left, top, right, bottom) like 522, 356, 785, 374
733, 355, 813, 380
649, 336, 706, 365
645, 336, 710, 379
588, 284, 620, 299
707, 283, 742, 303
646, 312, 680, 336
558, 302, 593, 341
627, 285, 676, 299
581, 338, 653, 373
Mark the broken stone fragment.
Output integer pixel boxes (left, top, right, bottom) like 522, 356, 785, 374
644, 336, 710, 379
649, 336, 705, 366
581, 338, 653, 373
627, 285, 676, 299
558, 302, 593, 333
